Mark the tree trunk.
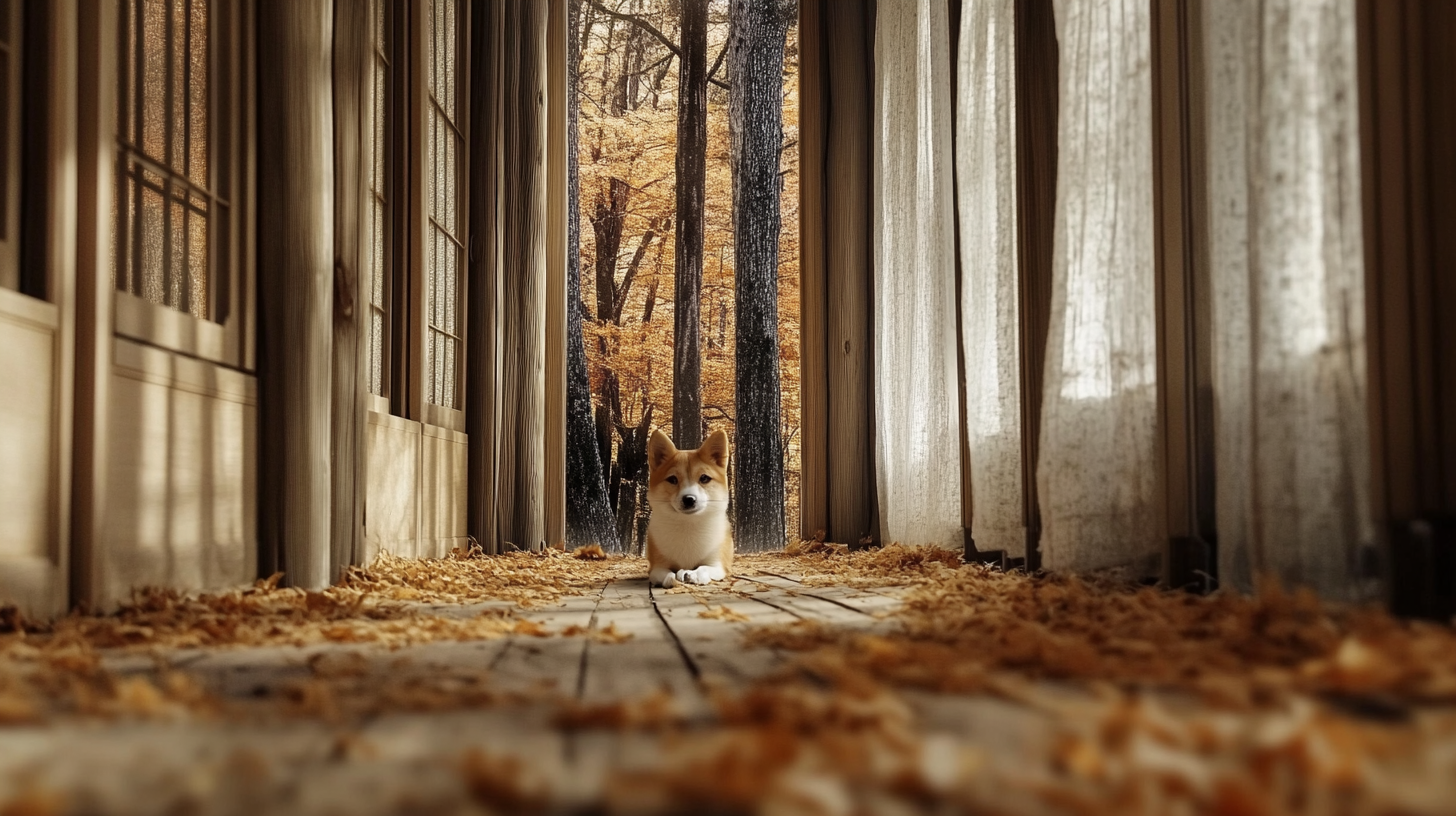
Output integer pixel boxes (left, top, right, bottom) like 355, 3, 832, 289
564, 0, 621, 550
728, 0, 790, 552
257, 0, 334, 588
672, 0, 708, 448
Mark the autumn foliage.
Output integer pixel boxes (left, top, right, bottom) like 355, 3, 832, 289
576, 0, 800, 550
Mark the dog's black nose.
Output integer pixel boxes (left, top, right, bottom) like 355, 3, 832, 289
681, 495, 697, 510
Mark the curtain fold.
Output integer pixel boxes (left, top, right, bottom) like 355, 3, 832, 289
1205, 0, 1373, 601
1037, 0, 1160, 574
873, 0, 963, 547
955, 0, 1023, 557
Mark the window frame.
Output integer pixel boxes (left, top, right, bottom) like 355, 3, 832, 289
108, 0, 253, 369
374, 0, 469, 432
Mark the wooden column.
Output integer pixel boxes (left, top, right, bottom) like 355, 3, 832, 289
797, 0, 828, 540
330, 0, 369, 580
544, 0, 567, 550
257, 0, 334, 588
1012, 0, 1056, 572
1150, 0, 1214, 590
1357, 0, 1456, 619
821, 0, 877, 547
468, 0, 504, 554
497, 0, 549, 551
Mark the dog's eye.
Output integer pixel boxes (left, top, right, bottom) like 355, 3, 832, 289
666, 476, 678, 485
698, 474, 711, 484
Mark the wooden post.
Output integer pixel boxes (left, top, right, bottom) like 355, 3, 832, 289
1357, 0, 1456, 618
545, 0, 567, 550
797, 0, 828, 541
1150, 0, 1214, 590
73, 0, 116, 607
498, 0, 549, 551
257, 0, 334, 589
330, 0, 369, 581
823, 0, 876, 547
468, 0, 503, 555
1012, 0, 1056, 572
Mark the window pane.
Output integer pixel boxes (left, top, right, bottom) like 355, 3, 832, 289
141, 0, 166, 161
115, 0, 217, 322
188, 0, 208, 185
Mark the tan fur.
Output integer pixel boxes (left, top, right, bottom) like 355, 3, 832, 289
644, 429, 733, 586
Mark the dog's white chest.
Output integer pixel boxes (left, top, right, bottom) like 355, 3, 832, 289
648, 501, 728, 565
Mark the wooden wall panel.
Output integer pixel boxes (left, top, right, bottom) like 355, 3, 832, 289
103, 339, 257, 607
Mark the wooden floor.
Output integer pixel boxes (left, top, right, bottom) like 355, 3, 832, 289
4, 567, 1453, 814
0, 571, 1079, 814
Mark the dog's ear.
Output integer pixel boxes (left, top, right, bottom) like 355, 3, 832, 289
698, 429, 729, 469
647, 429, 676, 472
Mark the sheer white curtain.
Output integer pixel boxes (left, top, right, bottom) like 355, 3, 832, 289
955, 0, 1023, 557
1205, 0, 1374, 601
1037, 0, 1160, 573
873, 0, 963, 547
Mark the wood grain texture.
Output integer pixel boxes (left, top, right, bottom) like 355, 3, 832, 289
1149, 0, 1213, 587
256, 0, 335, 589
796, 0, 827, 540
498, 0, 549, 551
331, 0, 370, 580
1013, 0, 1056, 571
1356, 0, 1456, 617
468, 0, 504, 555
71, 0, 117, 609
823, 0, 876, 547
545, 0, 568, 550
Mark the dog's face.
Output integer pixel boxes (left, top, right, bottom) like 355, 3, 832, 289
646, 429, 730, 516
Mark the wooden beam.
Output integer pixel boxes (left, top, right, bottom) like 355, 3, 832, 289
1150, 0, 1214, 590
468, 0, 503, 555
545, 0, 568, 551
330, 0, 369, 581
498, 0, 549, 551
1012, 0, 1056, 572
796, 0, 828, 541
257, 0, 335, 589
1357, 0, 1456, 618
823, 0, 876, 547
73, 0, 115, 608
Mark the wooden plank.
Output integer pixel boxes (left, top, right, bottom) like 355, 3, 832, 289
578, 580, 705, 715
823, 0, 876, 547
330, 0, 371, 580
797, 0, 828, 540
649, 584, 797, 686
467, 0, 503, 555
737, 573, 903, 618
543, 0, 567, 550
256, 0, 336, 589
497, 0, 549, 551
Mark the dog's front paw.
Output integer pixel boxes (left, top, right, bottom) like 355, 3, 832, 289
677, 566, 723, 586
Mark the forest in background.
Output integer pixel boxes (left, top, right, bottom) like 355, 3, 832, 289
571, 0, 800, 552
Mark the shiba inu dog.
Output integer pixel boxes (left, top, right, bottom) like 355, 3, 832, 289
645, 428, 733, 588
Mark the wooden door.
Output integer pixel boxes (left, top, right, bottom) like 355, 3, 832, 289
0, 0, 78, 618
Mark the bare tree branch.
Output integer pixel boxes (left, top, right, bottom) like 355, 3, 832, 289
588, 1, 730, 90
